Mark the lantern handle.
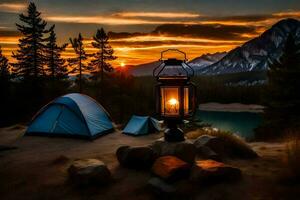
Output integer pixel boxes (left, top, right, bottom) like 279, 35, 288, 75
160, 49, 187, 61
159, 49, 194, 76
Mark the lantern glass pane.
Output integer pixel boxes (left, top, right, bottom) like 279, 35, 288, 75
184, 87, 189, 115
160, 87, 179, 116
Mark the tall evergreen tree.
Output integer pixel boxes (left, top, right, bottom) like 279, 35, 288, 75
45, 25, 68, 80
12, 2, 49, 80
257, 33, 300, 138
90, 28, 116, 82
0, 46, 10, 82
0, 46, 11, 126
69, 33, 90, 93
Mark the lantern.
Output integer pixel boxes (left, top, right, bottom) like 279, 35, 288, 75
153, 49, 196, 142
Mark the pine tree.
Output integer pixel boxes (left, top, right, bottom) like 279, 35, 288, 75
90, 28, 116, 82
0, 46, 11, 126
0, 46, 10, 82
45, 25, 68, 80
257, 33, 300, 138
12, 2, 49, 80
68, 33, 91, 93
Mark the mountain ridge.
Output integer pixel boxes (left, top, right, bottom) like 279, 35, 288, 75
198, 18, 300, 75
126, 18, 300, 76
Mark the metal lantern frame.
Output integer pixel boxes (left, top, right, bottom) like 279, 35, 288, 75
153, 49, 197, 142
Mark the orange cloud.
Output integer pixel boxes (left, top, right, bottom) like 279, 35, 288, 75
0, 36, 20, 45
110, 35, 245, 44
115, 12, 201, 18
0, 3, 26, 13
46, 15, 206, 25
46, 16, 159, 25
273, 11, 300, 18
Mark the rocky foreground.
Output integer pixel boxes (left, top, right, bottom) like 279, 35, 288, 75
0, 125, 299, 200
68, 135, 257, 198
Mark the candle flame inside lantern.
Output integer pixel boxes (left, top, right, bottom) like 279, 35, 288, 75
168, 98, 178, 106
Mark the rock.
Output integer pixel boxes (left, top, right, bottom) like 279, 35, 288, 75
150, 141, 196, 163
194, 134, 258, 159
197, 145, 222, 161
190, 160, 241, 183
152, 156, 190, 181
194, 135, 226, 157
68, 159, 111, 185
116, 146, 156, 169
148, 177, 176, 195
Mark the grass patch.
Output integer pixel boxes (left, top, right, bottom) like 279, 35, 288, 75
280, 129, 300, 184
186, 128, 258, 159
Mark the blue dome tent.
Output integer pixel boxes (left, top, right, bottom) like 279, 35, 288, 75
122, 115, 161, 136
26, 93, 114, 139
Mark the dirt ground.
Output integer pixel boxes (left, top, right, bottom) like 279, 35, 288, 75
0, 124, 299, 200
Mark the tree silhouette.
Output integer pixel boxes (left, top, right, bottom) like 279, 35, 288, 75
258, 33, 300, 138
0, 46, 10, 83
45, 25, 68, 80
90, 28, 116, 82
12, 2, 49, 80
0, 46, 12, 126
68, 33, 91, 93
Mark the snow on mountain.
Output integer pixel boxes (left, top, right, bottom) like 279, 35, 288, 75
198, 18, 300, 75
188, 52, 227, 73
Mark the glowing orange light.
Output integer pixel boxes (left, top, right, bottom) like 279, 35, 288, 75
120, 62, 125, 67
168, 98, 178, 106
166, 98, 179, 114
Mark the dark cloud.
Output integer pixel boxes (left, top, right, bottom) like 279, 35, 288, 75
206, 14, 271, 22
108, 32, 144, 39
108, 24, 258, 40
0, 29, 20, 37
110, 40, 240, 47
153, 24, 258, 40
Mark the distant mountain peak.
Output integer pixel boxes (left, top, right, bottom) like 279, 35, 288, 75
198, 18, 300, 75
188, 52, 227, 70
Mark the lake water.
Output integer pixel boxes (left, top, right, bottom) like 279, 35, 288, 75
195, 110, 263, 140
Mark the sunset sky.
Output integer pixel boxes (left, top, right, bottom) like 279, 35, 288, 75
0, 0, 300, 67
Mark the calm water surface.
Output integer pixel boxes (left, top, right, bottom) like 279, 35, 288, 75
195, 110, 262, 140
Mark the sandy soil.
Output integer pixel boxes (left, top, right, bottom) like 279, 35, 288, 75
199, 102, 265, 113
0, 124, 299, 200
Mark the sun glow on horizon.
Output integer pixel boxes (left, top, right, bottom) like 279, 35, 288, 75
120, 62, 126, 67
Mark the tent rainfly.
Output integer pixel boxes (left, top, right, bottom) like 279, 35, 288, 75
122, 115, 161, 136
26, 93, 114, 139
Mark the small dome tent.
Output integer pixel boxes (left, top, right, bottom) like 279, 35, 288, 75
122, 115, 161, 136
26, 93, 114, 139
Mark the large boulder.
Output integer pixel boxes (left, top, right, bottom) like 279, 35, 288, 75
194, 134, 258, 159
152, 156, 190, 181
68, 159, 111, 185
150, 141, 197, 164
116, 146, 156, 169
190, 160, 241, 183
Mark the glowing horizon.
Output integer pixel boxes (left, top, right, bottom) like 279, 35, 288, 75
0, 1, 300, 69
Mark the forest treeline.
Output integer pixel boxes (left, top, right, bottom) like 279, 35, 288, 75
0, 2, 266, 127
1, 2, 300, 140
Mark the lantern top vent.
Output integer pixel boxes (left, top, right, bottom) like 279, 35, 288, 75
153, 49, 194, 80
